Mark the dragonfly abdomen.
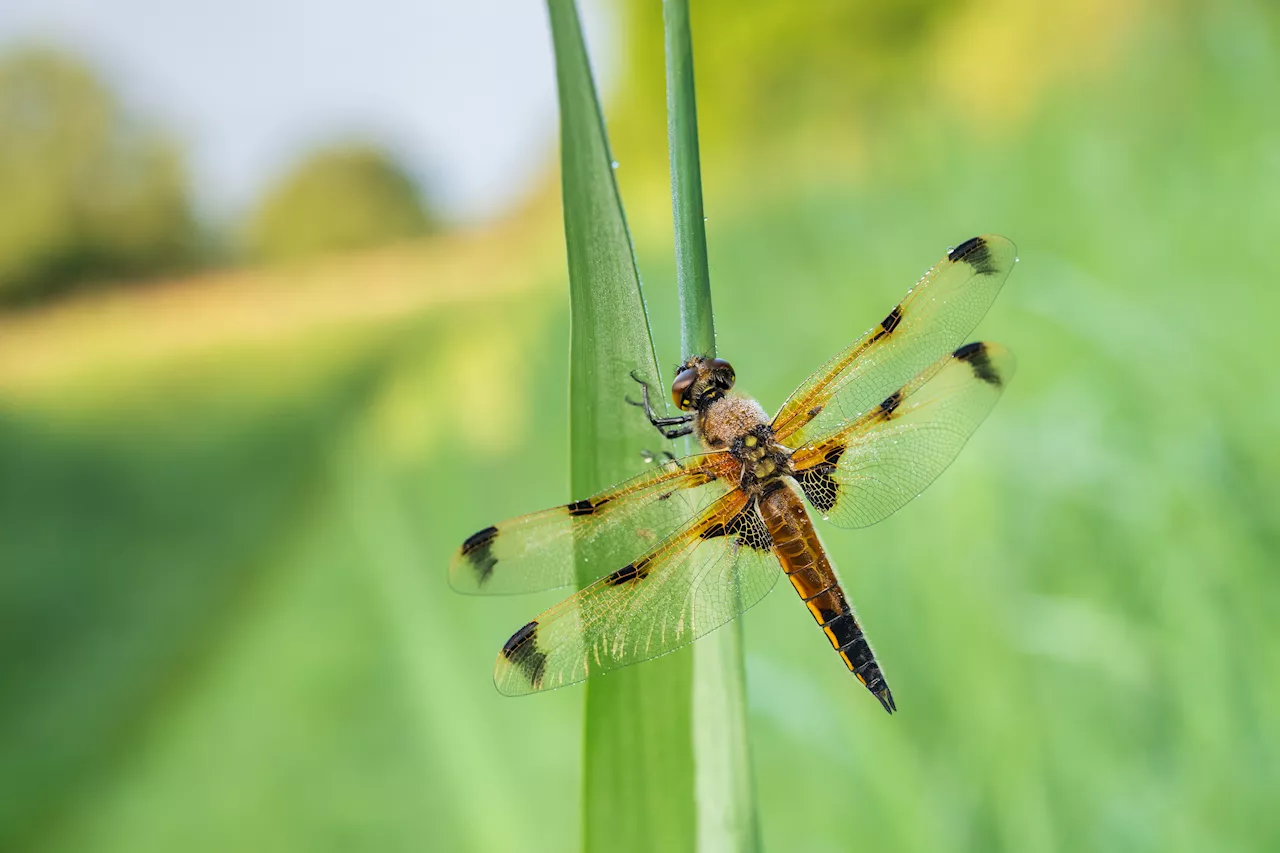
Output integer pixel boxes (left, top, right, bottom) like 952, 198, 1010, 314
758, 483, 897, 714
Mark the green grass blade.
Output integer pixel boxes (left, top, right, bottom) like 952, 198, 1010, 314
664, 3, 761, 851
544, 2, 696, 851
665, 1, 714, 355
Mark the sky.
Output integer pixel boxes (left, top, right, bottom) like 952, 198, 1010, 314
0, 0, 617, 223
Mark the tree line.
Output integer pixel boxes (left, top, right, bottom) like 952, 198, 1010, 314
0, 47, 437, 308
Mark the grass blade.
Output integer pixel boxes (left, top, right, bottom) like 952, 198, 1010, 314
544, 2, 696, 851
666, 3, 714, 348
663, 2, 761, 851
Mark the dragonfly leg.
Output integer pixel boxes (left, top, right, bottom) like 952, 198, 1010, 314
626, 370, 694, 436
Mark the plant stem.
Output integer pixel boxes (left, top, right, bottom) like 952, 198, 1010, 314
664, 1, 761, 851
545, 1, 697, 851
665, 0, 715, 359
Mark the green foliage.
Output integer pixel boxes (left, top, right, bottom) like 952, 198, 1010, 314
664, 1, 760, 849
544, 0, 697, 850
613, 0, 961, 177
246, 144, 434, 263
632, 0, 955, 100
0, 48, 196, 305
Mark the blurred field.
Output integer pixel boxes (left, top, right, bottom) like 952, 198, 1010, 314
3, 2, 1280, 852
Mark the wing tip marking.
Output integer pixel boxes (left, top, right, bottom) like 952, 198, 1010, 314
461, 525, 498, 554
948, 235, 995, 274
953, 341, 1003, 386
500, 619, 548, 690
460, 525, 499, 585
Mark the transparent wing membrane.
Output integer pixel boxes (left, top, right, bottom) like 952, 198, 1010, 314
792, 341, 1016, 529
773, 235, 1016, 449
494, 491, 781, 695
450, 452, 736, 594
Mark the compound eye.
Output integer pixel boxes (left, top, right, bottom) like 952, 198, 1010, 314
671, 367, 698, 410
707, 358, 735, 390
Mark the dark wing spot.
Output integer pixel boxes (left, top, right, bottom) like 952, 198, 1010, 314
604, 556, 652, 586
799, 445, 849, 513
948, 236, 995, 274
502, 620, 547, 688
881, 305, 903, 335
879, 390, 903, 417
798, 464, 840, 514
567, 497, 609, 516
727, 504, 773, 551
460, 526, 499, 586
502, 620, 537, 658
953, 341, 1002, 386
808, 405, 823, 418
462, 526, 497, 555
700, 505, 773, 551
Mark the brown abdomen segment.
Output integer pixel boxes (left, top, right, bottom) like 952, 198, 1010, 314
758, 483, 896, 714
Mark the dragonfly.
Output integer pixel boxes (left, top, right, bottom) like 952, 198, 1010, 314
450, 235, 1017, 714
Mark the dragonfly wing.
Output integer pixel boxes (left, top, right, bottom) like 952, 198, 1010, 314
791, 341, 1015, 529
772, 235, 1017, 449
450, 452, 737, 594
494, 490, 781, 695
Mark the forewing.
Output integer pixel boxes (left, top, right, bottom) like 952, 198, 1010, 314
772, 235, 1017, 448
792, 342, 1015, 529
494, 490, 781, 695
450, 452, 737, 594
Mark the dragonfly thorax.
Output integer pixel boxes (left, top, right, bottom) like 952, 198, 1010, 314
696, 395, 794, 493
695, 394, 769, 449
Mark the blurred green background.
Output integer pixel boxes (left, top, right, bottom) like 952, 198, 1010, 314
3, 0, 1279, 851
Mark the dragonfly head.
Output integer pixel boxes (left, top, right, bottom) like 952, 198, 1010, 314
672, 356, 735, 411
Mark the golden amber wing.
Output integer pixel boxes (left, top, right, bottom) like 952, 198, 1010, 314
493, 489, 782, 695
772, 235, 1017, 449
450, 452, 738, 595
791, 341, 1015, 529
